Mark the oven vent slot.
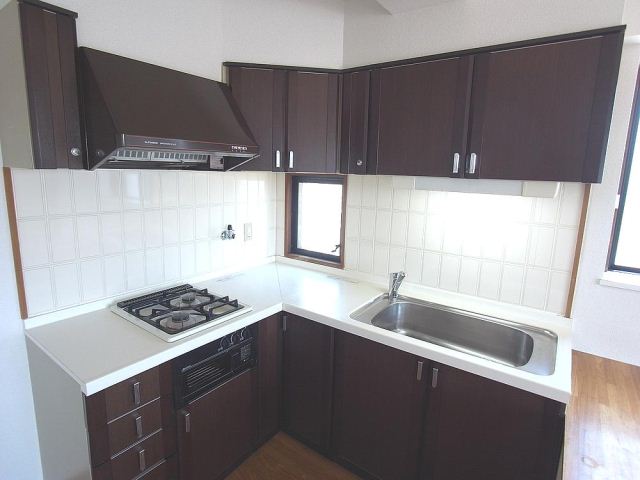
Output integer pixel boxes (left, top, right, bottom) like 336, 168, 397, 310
183, 359, 227, 396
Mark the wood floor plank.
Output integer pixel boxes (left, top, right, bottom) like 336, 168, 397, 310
226, 432, 360, 480
564, 351, 640, 480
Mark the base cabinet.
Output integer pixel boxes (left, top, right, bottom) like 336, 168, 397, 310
177, 368, 258, 480
332, 331, 428, 480
281, 313, 334, 452
420, 363, 565, 480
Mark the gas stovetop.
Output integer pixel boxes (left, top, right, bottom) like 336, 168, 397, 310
111, 284, 252, 342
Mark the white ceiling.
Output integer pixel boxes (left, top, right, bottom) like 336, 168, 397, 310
372, 0, 457, 14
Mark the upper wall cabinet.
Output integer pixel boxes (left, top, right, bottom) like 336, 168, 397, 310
369, 57, 473, 177
286, 71, 340, 173
0, 0, 83, 169
467, 34, 622, 182
358, 29, 624, 183
227, 65, 340, 174
227, 67, 287, 172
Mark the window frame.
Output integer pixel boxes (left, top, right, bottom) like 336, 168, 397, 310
608, 65, 640, 274
285, 173, 347, 268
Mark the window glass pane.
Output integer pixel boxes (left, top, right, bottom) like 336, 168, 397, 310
614, 129, 640, 269
296, 181, 343, 256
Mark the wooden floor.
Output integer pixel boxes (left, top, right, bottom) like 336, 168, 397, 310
564, 351, 640, 480
228, 351, 640, 480
227, 433, 359, 480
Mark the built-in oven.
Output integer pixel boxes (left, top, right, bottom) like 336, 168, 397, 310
173, 324, 259, 480
173, 324, 257, 409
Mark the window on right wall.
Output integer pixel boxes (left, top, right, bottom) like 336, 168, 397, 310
609, 67, 640, 274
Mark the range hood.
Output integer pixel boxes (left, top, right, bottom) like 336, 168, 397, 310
79, 48, 259, 171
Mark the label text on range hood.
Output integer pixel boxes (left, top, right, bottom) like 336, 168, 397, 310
231, 145, 248, 151
144, 140, 178, 147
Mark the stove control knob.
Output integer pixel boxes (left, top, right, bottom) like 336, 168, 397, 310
239, 328, 247, 341
220, 336, 231, 349
230, 331, 239, 344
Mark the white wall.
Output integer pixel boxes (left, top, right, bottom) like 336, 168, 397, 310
343, 0, 625, 67
0, 148, 42, 480
571, 41, 640, 366
37, 0, 344, 80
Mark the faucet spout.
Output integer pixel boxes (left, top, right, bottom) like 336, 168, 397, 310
388, 271, 406, 301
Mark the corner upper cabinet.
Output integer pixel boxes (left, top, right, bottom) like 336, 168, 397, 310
0, 0, 83, 169
340, 71, 371, 174
467, 33, 623, 182
286, 71, 340, 173
368, 57, 473, 177
227, 67, 287, 172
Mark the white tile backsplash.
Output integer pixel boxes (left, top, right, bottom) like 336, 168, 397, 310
344, 176, 584, 315
12, 169, 277, 316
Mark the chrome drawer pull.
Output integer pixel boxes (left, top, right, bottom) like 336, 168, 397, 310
452, 153, 460, 174
416, 360, 424, 381
132, 381, 141, 406
134, 414, 143, 438
275, 150, 281, 168
431, 367, 439, 389
138, 448, 146, 472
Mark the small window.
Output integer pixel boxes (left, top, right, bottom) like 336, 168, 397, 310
286, 175, 346, 267
609, 67, 640, 273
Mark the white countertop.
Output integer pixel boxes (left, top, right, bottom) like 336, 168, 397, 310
25, 259, 572, 402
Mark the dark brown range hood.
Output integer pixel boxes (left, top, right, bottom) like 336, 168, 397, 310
79, 48, 259, 171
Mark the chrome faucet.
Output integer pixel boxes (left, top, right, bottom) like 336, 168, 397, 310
388, 271, 406, 301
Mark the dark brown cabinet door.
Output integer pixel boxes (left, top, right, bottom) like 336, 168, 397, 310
281, 313, 334, 452
468, 33, 623, 182
286, 71, 340, 173
421, 364, 565, 480
340, 71, 370, 175
370, 56, 473, 177
177, 368, 257, 480
227, 67, 286, 171
332, 331, 427, 480
257, 313, 283, 444
19, 2, 83, 169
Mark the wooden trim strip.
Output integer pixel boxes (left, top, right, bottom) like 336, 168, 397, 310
565, 184, 591, 318
3, 167, 28, 319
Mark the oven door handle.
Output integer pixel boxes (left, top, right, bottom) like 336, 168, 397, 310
180, 410, 191, 433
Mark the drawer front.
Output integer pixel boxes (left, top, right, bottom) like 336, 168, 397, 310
137, 455, 178, 480
110, 430, 166, 480
108, 399, 163, 455
105, 368, 161, 421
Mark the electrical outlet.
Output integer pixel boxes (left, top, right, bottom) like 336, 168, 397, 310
244, 222, 252, 241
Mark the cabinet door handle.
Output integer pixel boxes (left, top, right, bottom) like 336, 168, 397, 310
134, 414, 143, 438
289, 150, 294, 169
282, 315, 287, 332
468, 153, 477, 175
182, 410, 191, 433
275, 150, 281, 169
431, 367, 439, 389
70, 147, 81, 157
416, 360, 424, 381
356, 159, 363, 167
138, 448, 146, 472
452, 153, 460, 174
132, 381, 141, 406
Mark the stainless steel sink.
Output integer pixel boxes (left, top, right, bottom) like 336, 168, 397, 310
350, 294, 557, 375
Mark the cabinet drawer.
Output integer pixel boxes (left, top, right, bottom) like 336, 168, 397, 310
108, 399, 163, 455
111, 430, 167, 480
136, 455, 178, 480
104, 368, 161, 421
